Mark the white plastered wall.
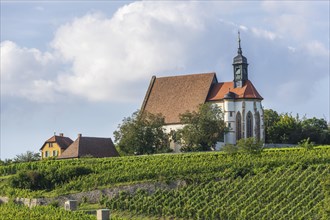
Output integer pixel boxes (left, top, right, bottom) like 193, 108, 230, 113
163, 99, 264, 152
164, 124, 184, 153
214, 99, 264, 147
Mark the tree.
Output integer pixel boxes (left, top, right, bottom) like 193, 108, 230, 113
175, 103, 226, 152
114, 111, 170, 155
265, 109, 330, 145
301, 117, 329, 144
264, 109, 280, 143
265, 113, 301, 144
13, 151, 40, 162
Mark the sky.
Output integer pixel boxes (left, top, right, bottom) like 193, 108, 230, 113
1, 1, 329, 160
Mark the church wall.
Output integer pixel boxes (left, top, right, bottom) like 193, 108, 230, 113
164, 124, 184, 153
240, 100, 264, 141
162, 99, 264, 152
213, 99, 264, 146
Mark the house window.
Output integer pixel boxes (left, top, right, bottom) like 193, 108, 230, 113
228, 123, 231, 128
230, 112, 233, 117
247, 111, 253, 138
53, 150, 58, 157
45, 151, 49, 157
236, 112, 242, 141
49, 143, 53, 148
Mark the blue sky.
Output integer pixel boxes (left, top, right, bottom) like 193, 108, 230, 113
1, 1, 329, 160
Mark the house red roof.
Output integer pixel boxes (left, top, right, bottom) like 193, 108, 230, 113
57, 136, 119, 159
207, 80, 263, 101
40, 135, 73, 151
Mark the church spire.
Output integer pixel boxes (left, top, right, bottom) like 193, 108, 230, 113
233, 31, 248, 88
237, 31, 242, 55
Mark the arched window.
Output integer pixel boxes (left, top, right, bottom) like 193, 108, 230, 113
255, 112, 260, 141
246, 111, 253, 138
236, 112, 242, 141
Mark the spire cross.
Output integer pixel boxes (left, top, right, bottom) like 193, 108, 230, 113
238, 31, 242, 55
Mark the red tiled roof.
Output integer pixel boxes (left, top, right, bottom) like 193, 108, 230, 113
142, 73, 217, 124
207, 80, 263, 101
40, 135, 73, 150
57, 136, 119, 159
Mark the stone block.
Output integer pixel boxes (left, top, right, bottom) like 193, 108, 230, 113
64, 200, 77, 211
97, 209, 110, 220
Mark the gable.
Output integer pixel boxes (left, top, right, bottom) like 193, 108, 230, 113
141, 73, 217, 124
207, 80, 263, 101
40, 135, 73, 151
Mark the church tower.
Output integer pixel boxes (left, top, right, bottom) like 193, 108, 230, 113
233, 32, 248, 88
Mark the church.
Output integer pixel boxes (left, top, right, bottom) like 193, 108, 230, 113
141, 34, 264, 152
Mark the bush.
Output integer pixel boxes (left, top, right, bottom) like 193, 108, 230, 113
232, 166, 254, 178
222, 144, 239, 154
9, 166, 92, 191
236, 137, 263, 154
9, 170, 46, 190
298, 138, 314, 151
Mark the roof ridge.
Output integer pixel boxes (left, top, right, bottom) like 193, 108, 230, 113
156, 72, 216, 79
203, 74, 218, 103
141, 75, 156, 112
247, 80, 263, 99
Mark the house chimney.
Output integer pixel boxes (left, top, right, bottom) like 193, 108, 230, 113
59, 133, 64, 137
78, 133, 82, 138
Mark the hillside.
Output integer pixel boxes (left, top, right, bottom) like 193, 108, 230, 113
1, 147, 330, 219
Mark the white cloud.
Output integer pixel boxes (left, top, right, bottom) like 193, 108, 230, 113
251, 27, 280, 41
35, 6, 44, 11
0, 41, 60, 102
52, 3, 206, 101
304, 41, 329, 57
2, 2, 208, 102
239, 25, 248, 31
288, 46, 296, 52
1, 0, 329, 119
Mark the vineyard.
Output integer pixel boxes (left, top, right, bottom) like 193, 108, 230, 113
0, 146, 330, 219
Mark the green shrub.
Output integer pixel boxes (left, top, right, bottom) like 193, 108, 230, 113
299, 138, 314, 151
222, 144, 239, 154
9, 166, 92, 191
9, 170, 46, 190
236, 137, 263, 154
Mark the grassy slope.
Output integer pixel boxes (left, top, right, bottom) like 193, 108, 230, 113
0, 146, 330, 219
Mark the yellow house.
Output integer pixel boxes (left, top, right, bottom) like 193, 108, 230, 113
40, 133, 73, 159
